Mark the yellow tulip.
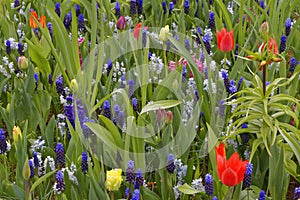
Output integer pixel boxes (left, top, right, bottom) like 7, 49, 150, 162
13, 126, 22, 143
159, 25, 170, 42
105, 168, 123, 191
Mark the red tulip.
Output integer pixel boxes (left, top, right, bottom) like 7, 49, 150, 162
30, 11, 38, 29
215, 142, 248, 186
133, 22, 148, 39
216, 28, 234, 52
267, 38, 278, 55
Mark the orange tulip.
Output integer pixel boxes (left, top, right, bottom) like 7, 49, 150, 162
30, 11, 46, 29
30, 11, 38, 29
216, 28, 234, 52
215, 142, 248, 186
39, 15, 46, 28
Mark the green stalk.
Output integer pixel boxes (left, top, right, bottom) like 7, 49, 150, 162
225, 186, 234, 200
263, 65, 266, 96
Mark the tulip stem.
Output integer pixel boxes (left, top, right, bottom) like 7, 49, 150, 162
263, 65, 266, 96
163, 43, 168, 76
110, 191, 114, 200
225, 186, 234, 200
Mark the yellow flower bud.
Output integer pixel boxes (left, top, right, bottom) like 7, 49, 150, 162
18, 56, 28, 70
13, 126, 22, 143
6, 103, 10, 113
34, 67, 39, 74
105, 169, 123, 191
159, 25, 170, 42
70, 79, 78, 91
23, 157, 30, 180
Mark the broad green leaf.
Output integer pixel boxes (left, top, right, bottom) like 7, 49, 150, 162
140, 100, 182, 114
30, 170, 56, 193
178, 183, 202, 195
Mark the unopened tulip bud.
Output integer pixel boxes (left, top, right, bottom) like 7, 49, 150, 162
246, 55, 257, 61
70, 79, 78, 91
166, 111, 173, 124
6, 103, 10, 113
13, 126, 22, 143
259, 21, 269, 35
116, 16, 126, 30
23, 157, 31, 180
259, 60, 267, 68
18, 56, 28, 70
271, 56, 282, 62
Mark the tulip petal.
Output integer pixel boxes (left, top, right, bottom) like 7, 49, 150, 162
220, 32, 234, 52
221, 167, 238, 186
133, 22, 142, 39
217, 155, 226, 179
215, 142, 226, 158
237, 160, 248, 183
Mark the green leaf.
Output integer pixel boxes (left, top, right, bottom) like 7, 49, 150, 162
140, 100, 182, 114
30, 170, 56, 193
178, 183, 202, 195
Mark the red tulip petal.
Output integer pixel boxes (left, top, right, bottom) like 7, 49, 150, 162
217, 30, 223, 50
221, 167, 239, 186
237, 160, 248, 183
217, 155, 226, 179
133, 23, 142, 39
220, 32, 234, 52
229, 30, 234, 50
226, 152, 241, 171
215, 142, 226, 158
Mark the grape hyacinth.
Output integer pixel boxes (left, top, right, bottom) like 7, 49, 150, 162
167, 153, 175, 173
33, 152, 40, 168
289, 57, 297, 74
75, 4, 80, 16
103, 100, 111, 119
56, 76, 64, 95
63, 12, 72, 30
128, 79, 135, 98
106, 59, 113, 75
126, 160, 135, 183
202, 34, 211, 54
205, 173, 214, 196
132, 97, 138, 111
285, 18, 291, 37
229, 80, 237, 94
241, 123, 250, 143
125, 187, 131, 198
120, 75, 126, 88
130, 0, 137, 15
17, 42, 23, 55
142, 29, 147, 47
221, 70, 230, 94
279, 35, 286, 53
13, 0, 20, 8
184, 0, 189, 15
259, 0, 265, 9
208, 12, 215, 30
162, 1, 167, 15
235, 44, 239, 55
242, 163, 253, 189
169, 2, 174, 15
34, 73, 38, 90
185, 38, 190, 52
55, 142, 65, 168
54, 170, 65, 194
132, 189, 140, 200
137, 0, 143, 15
47, 22, 53, 39
78, 14, 86, 32
113, 104, 121, 124
81, 152, 88, 174
212, 197, 218, 200
135, 168, 144, 188
209, 0, 214, 4
29, 160, 35, 178
294, 187, 300, 200
0, 129, 7, 154
55, 2, 61, 17
258, 190, 266, 200
182, 65, 187, 82
115, 2, 121, 18
65, 94, 75, 129
5, 40, 11, 54
237, 76, 243, 90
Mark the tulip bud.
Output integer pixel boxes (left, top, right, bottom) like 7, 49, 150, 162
259, 21, 269, 35
159, 25, 170, 42
70, 79, 78, 91
18, 56, 28, 70
23, 157, 31, 180
116, 16, 126, 30
6, 103, 10, 113
259, 60, 267, 68
245, 55, 257, 61
271, 56, 282, 62
165, 111, 173, 124
34, 67, 39, 74
13, 126, 22, 143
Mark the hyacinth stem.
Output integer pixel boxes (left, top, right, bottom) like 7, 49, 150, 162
225, 186, 234, 200
263, 65, 266, 96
